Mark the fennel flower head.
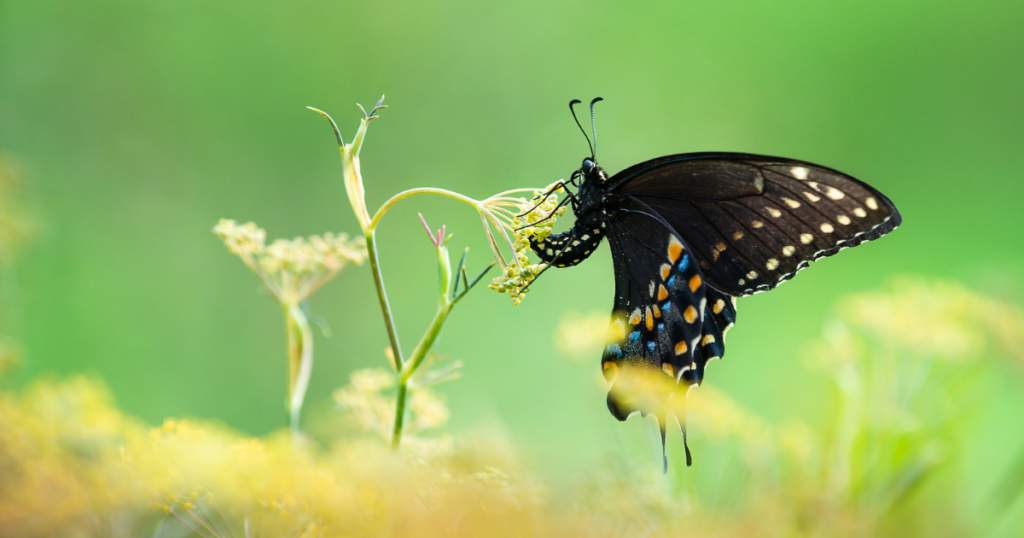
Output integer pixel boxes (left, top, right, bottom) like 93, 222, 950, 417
488, 184, 567, 305
213, 219, 367, 305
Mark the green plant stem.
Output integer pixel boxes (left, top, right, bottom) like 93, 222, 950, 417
284, 302, 312, 441
392, 300, 452, 448
366, 230, 405, 367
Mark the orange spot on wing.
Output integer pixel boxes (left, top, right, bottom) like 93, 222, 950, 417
684, 305, 698, 323
660, 264, 671, 281
658, 284, 669, 301
603, 361, 618, 381
653, 305, 661, 318
711, 242, 727, 261
689, 275, 702, 293
645, 307, 653, 331
668, 236, 684, 263
674, 341, 687, 355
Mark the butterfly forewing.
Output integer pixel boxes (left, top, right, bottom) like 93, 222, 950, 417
611, 153, 901, 296
601, 196, 707, 420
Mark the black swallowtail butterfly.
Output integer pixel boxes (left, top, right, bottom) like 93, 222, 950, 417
528, 99, 901, 470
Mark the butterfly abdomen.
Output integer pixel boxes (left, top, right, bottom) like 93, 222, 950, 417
529, 218, 606, 268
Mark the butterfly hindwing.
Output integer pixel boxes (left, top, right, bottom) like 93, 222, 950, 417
610, 153, 902, 296
601, 195, 707, 421
687, 286, 737, 386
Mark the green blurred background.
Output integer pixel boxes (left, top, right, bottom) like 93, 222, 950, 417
2, 0, 1023, 510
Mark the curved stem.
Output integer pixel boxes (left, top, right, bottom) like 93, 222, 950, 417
370, 188, 482, 230
366, 230, 404, 366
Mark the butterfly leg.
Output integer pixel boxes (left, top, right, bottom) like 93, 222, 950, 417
514, 191, 579, 233
515, 179, 579, 219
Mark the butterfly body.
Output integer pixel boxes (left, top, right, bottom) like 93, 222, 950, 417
532, 146, 901, 469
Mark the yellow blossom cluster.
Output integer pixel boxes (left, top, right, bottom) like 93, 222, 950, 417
333, 368, 451, 439
0, 376, 538, 538
838, 276, 1024, 362
553, 310, 611, 362
213, 219, 367, 305
4, 274, 1024, 536
488, 183, 568, 305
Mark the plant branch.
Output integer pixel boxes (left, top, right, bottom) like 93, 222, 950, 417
392, 300, 452, 448
366, 230, 405, 367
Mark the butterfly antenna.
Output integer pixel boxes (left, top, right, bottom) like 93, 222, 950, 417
569, 99, 595, 159
590, 97, 603, 158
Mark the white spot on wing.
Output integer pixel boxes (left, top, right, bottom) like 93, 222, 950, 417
820, 223, 834, 233
791, 166, 809, 180
800, 233, 813, 244
825, 186, 845, 200
866, 197, 879, 210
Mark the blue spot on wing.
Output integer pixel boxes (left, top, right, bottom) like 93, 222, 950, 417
662, 301, 672, 313
647, 341, 656, 352
667, 275, 676, 287
606, 344, 622, 358
678, 254, 690, 272
657, 323, 664, 331
629, 330, 641, 343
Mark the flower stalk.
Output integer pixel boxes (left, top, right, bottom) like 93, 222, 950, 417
284, 302, 313, 440
310, 97, 562, 448
214, 220, 366, 439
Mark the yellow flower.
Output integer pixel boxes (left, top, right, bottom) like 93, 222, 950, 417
333, 367, 451, 439
838, 276, 1024, 362
553, 311, 610, 362
213, 219, 367, 306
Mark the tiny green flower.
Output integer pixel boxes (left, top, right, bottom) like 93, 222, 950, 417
484, 182, 568, 305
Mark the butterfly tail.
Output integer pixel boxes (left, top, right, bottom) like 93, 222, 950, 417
683, 424, 693, 467
659, 416, 668, 474
676, 412, 693, 467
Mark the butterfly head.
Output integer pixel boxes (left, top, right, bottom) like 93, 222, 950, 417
580, 157, 608, 184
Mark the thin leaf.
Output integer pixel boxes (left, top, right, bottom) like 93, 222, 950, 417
418, 213, 436, 246
467, 262, 496, 291
451, 248, 468, 299
306, 107, 345, 147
